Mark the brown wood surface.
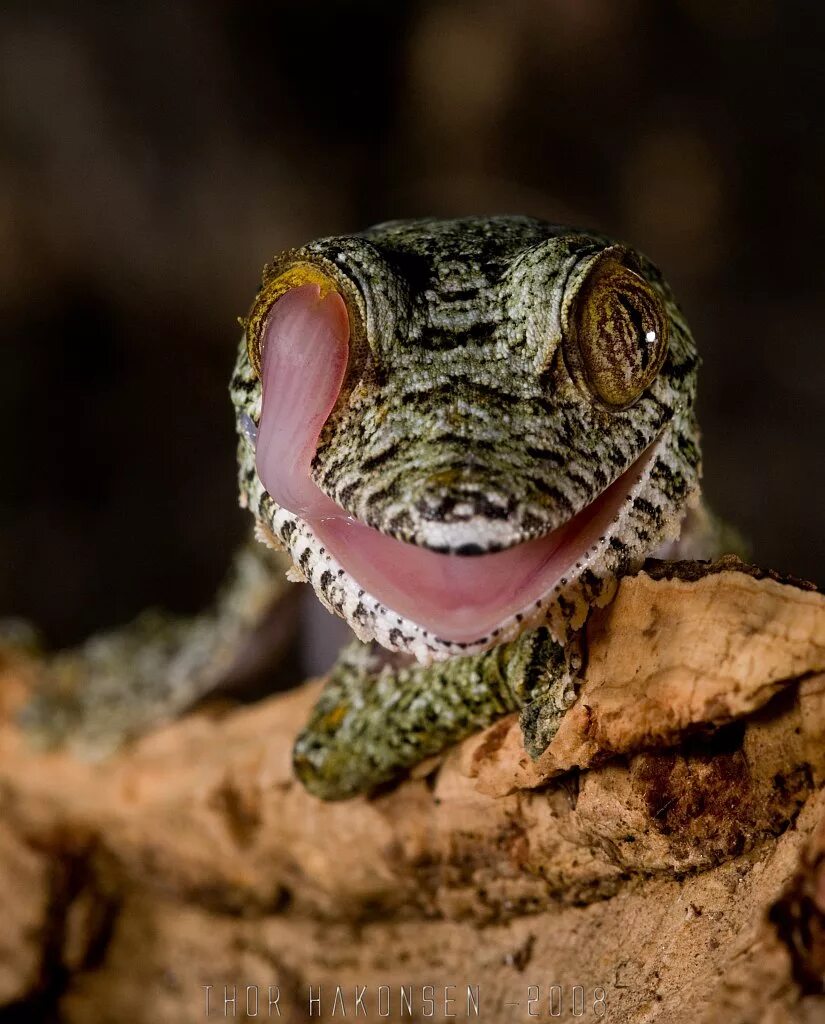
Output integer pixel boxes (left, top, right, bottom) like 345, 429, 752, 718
0, 562, 824, 1022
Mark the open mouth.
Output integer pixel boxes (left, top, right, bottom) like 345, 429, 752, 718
305, 443, 658, 643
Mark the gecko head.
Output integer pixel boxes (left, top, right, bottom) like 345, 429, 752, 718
232, 217, 700, 663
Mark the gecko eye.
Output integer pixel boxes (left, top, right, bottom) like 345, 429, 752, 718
566, 255, 669, 409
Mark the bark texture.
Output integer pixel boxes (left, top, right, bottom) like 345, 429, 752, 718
0, 558, 824, 1022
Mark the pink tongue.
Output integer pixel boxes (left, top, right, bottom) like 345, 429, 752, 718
312, 479, 625, 641
256, 284, 350, 518
256, 284, 641, 643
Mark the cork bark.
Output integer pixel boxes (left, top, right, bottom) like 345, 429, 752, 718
0, 558, 824, 1022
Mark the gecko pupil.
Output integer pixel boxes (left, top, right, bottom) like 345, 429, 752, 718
617, 292, 650, 367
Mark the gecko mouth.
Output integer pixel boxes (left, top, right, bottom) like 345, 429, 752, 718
302, 442, 658, 643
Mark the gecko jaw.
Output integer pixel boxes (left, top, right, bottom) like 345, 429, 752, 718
245, 420, 683, 665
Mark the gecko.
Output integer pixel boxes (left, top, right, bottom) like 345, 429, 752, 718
23, 216, 723, 800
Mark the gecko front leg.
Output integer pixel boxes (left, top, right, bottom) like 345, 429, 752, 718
293, 628, 583, 800
21, 541, 294, 757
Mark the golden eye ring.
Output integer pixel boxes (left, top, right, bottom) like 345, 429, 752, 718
243, 252, 364, 380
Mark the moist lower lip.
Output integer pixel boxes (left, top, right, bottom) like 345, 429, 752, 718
307, 444, 659, 643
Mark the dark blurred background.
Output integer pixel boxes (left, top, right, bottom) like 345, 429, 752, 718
1, 0, 823, 654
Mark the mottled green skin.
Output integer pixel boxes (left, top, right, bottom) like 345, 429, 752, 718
232, 217, 703, 799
